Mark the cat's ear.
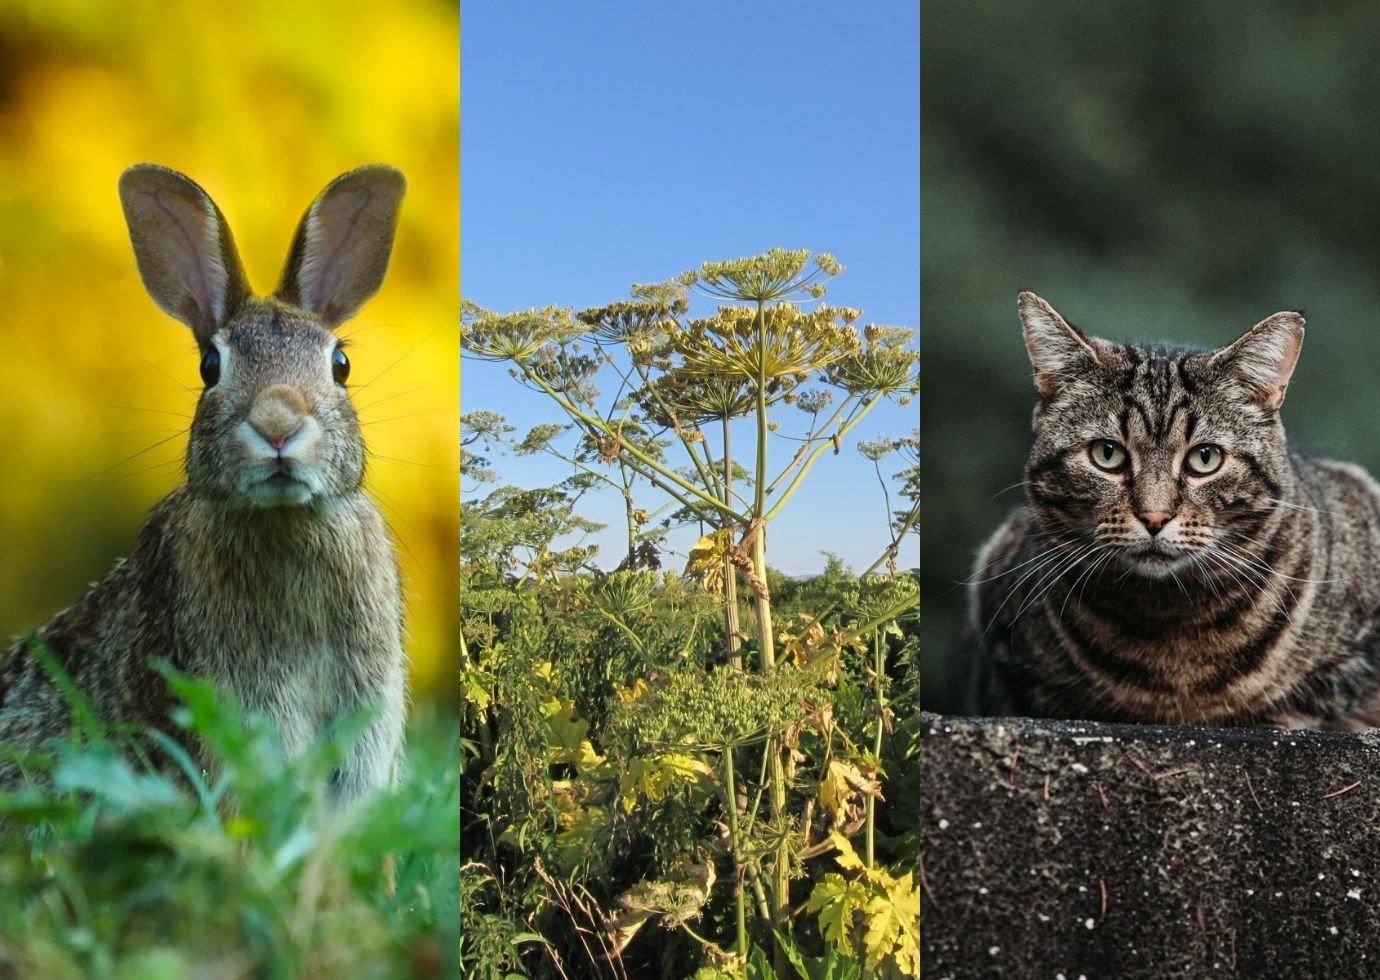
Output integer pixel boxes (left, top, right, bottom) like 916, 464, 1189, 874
1212, 312, 1305, 411
1018, 291, 1103, 400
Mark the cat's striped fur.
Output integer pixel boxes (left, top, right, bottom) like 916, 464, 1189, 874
961, 291, 1380, 728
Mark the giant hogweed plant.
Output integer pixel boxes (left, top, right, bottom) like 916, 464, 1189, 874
462, 250, 918, 974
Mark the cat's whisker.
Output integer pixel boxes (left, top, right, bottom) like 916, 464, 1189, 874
1082, 549, 1117, 602
1215, 537, 1335, 589
1186, 551, 1226, 602
1206, 542, 1278, 590
986, 539, 1088, 613
963, 541, 1069, 586
1059, 545, 1116, 621
989, 479, 1031, 501
1217, 553, 1295, 592
1198, 549, 1251, 597
1198, 553, 1284, 628
1216, 535, 1340, 585
1262, 496, 1336, 517
1206, 548, 1296, 624
987, 542, 1083, 628
1214, 540, 1289, 581
984, 545, 1078, 632
1050, 548, 1101, 621
1216, 548, 1289, 586
982, 543, 1065, 637
1010, 542, 1103, 624
1112, 555, 1143, 585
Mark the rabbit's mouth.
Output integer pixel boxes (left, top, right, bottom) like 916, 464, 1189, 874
245, 465, 318, 508
264, 471, 301, 491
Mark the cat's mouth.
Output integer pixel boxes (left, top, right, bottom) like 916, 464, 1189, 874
1116, 537, 1197, 573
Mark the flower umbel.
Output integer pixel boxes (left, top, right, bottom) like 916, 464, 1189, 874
683, 248, 842, 303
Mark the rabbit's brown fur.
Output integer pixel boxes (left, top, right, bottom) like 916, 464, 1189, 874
0, 166, 408, 803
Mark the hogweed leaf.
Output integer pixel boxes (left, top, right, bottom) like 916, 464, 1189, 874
806, 874, 869, 956
818, 762, 883, 828
618, 752, 716, 813
808, 832, 920, 975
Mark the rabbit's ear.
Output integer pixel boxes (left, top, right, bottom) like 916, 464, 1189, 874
119, 165, 251, 345
276, 166, 405, 327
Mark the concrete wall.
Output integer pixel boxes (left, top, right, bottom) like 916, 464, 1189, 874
921, 714, 1380, 978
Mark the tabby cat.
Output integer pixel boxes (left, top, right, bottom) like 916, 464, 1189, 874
961, 291, 1380, 728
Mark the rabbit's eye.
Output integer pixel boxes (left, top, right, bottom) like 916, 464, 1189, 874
332, 346, 350, 385
200, 347, 221, 387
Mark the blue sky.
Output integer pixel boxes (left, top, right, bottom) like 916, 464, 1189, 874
461, 4, 919, 575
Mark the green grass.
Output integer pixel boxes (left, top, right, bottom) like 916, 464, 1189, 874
0, 672, 458, 979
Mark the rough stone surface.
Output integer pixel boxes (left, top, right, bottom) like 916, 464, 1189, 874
921, 713, 1380, 978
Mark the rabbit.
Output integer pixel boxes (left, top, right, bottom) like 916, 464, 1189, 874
0, 164, 409, 806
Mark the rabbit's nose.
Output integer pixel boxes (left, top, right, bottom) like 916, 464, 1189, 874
249, 385, 309, 450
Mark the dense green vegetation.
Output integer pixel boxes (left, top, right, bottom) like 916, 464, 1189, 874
923, 0, 1380, 709
0, 668, 457, 977
460, 250, 919, 978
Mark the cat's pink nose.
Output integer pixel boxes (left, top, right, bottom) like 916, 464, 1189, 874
1138, 511, 1173, 535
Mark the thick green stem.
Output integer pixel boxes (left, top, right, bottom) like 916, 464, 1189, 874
866, 626, 884, 870
752, 528, 776, 673
748, 866, 772, 926
743, 736, 771, 837
766, 752, 789, 937
753, 299, 770, 522
744, 297, 789, 959
723, 747, 749, 957
750, 525, 789, 942
749, 301, 776, 674
722, 414, 742, 671
750, 527, 782, 864
622, 481, 637, 566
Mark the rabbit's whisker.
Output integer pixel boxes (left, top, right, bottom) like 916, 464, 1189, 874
129, 351, 199, 394
102, 457, 185, 486
358, 407, 450, 426
349, 328, 444, 393
71, 429, 189, 485
108, 405, 196, 420
355, 385, 436, 413
366, 453, 458, 473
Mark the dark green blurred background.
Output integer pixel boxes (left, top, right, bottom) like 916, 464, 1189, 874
922, 0, 1380, 712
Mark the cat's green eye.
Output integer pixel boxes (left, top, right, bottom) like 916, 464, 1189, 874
1089, 440, 1129, 472
1185, 443, 1224, 476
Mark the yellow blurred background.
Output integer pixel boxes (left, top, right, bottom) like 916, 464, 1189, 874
0, 1, 458, 701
